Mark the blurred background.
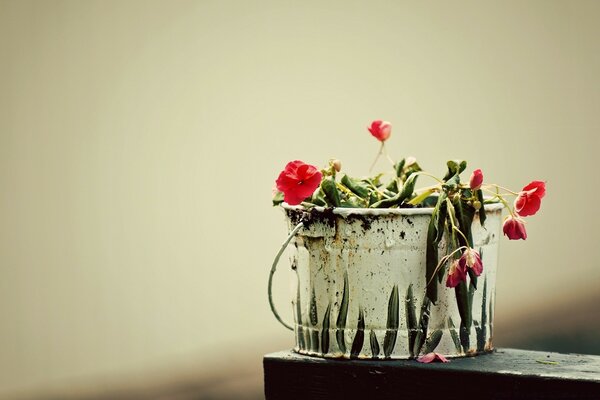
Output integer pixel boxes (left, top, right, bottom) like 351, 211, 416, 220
1, 0, 599, 398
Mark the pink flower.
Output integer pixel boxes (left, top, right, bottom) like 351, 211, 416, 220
275, 160, 322, 206
470, 169, 483, 191
417, 352, 450, 363
503, 216, 527, 240
446, 259, 467, 288
368, 120, 392, 142
459, 248, 483, 277
514, 181, 546, 217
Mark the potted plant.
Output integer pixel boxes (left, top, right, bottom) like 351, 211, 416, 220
269, 120, 546, 362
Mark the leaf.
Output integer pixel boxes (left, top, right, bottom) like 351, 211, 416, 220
413, 296, 431, 356
295, 280, 305, 350
397, 173, 419, 204
369, 330, 380, 358
272, 191, 284, 206
370, 192, 401, 208
394, 159, 406, 178
309, 286, 318, 326
350, 307, 365, 358
443, 160, 467, 181
321, 303, 331, 354
477, 275, 488, 352
455, 281, 471, 352
477, 189, 487, 227
383, 285, 399, 357
426, 193, 447, 304
448, 317, 462, 353
423, 330, 444, 354
405, 284, 418, 358
341, 174, 370, 199
336, 272, 349, 353
321, 176, 341, 207
311, 329, 319, 352
407, 188, 436, 206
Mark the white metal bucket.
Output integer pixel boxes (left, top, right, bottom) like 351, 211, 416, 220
269, 203, 503, 359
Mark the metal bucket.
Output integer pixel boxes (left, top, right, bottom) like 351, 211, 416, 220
269, 203, 503, 359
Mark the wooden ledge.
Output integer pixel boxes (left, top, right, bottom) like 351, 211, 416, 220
264, 348, 600, 399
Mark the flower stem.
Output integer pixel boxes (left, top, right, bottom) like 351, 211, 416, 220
369, 142, 384, 173
484, 184, 519, 196
482, 188, 516, 217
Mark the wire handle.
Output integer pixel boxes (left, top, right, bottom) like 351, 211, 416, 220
268, 221, 304, 331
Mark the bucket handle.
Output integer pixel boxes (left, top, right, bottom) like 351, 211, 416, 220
268, 221, 304, 331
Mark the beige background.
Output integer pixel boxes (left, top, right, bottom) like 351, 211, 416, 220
1, 0, 599, 397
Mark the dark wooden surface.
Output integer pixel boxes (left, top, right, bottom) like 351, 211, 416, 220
264, 348, 600, 400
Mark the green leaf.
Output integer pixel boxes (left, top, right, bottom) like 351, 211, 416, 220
413, 296, 431, 356
295, 279, 305, 350
383, 285, 399, 358
423, 330, 444, 354
397, 173, 419, 204
394, 159, 406, 178
426, 193, 447, 304
369, 330, 380, 358
370, 192, 401, 208
477, 189, 486, 227
350, 307, 365, 358
443, 160, 467, 181
405, 284, 418, 358
311, 329, 319, 352
476, 275, 488, 352
448, 317, 462, 353
321, 303, 331, 354
309, 187, 327, 206
321, 176, 341, 207
272, 191, 284, 206
407, 188, 436, 206
336, 272, 349, 353
341, 174, 370, 199
455, 281, 471, 352
309, 286, 318, 326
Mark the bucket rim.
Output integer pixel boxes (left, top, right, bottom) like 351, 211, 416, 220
281, 201, 504, 216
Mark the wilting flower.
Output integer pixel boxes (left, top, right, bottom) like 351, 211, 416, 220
503, 216, 527, 240
275, 160, 322, 206
514, 181, 546, 217
470, 169, 483, 191
368, 120, 392, 142
446, 259, 467, 288
417, 352, 450, 363
459, 248, 483, 277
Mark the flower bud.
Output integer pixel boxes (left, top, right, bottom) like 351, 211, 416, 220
473, 200, 481, 210
367, 120, 392, 142
470, 169, 483, 191
332, 159, 342, 172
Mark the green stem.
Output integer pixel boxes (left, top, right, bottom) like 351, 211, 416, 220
369, 142, 384, 173
481, 188, 516, 217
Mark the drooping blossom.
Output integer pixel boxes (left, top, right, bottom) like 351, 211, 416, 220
514, 181, 546, 217
470, 169, 483, 191
275, 160, 322, 206
446, 259, 467, 288
417, 352, 450, 363
459, 248, 483, 277
368, 120, 392, 142
503, 216, 527, 240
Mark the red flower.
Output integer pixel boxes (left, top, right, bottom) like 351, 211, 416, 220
417, 352, 450, 363
470, 169, 483, 191
275, 160, 322, 206
514, 181, 546, 217
446, 259, 467, 288
459, 248, 483, 277
368, 120, 392, 142
503, 216, 527, 240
